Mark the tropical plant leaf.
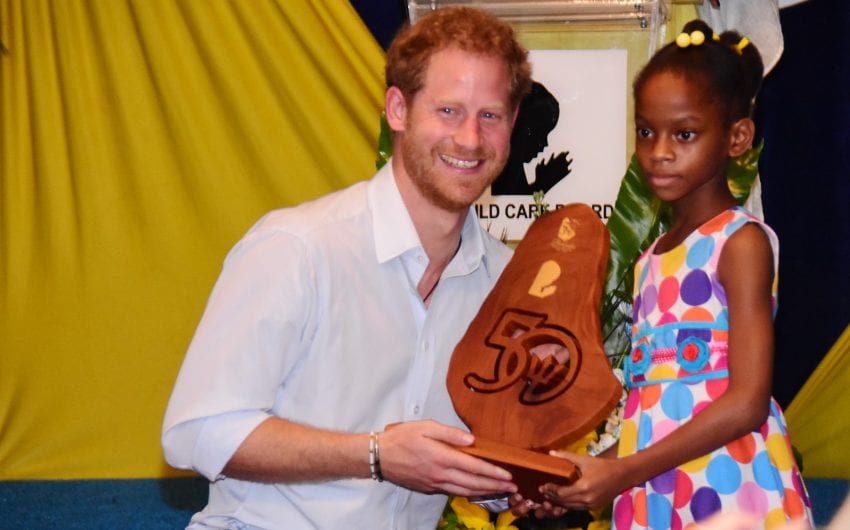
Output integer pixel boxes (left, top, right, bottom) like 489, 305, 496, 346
728, 140, 763, 204
604, 153, 669, 296
600, 153, 669, 364
376, 111, 392, 170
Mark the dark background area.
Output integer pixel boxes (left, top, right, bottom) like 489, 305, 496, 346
349, 0, 850, 408
754, 0, 850, 406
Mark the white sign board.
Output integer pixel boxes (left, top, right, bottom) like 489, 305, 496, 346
477, 49, 628, 241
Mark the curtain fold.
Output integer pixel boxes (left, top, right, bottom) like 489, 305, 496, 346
0, 0, 385, 479
786, 324, 850, 479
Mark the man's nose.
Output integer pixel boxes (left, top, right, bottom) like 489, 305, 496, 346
453, 116, 481, 149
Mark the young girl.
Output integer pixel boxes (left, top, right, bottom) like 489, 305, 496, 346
515, 19, 813, 530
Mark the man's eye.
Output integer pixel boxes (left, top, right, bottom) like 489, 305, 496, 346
481, 111, 501, 121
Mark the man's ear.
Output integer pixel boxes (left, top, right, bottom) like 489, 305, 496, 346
385, 86, 408, 133
728, 117, 755, 157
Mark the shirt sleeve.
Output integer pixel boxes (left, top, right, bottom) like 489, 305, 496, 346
161, 222, 316, 479
163, 411, 270, 481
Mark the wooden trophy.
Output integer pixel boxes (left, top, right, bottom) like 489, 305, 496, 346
447, 203, 622, 502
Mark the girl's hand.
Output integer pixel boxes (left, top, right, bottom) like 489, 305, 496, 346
507, 492, 536, 516
508, 493, 567, 519
539, 450, 629, 510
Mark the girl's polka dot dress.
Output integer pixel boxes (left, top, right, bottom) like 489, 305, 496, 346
614, 207, 812, 530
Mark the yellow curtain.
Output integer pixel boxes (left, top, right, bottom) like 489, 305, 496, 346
0, 0, 385, 479
786, 324, 850, 479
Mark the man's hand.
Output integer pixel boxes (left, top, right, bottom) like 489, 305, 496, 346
380, 420, 517, 497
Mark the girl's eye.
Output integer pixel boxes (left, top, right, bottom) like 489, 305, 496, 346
678, 130, 696, 141
636, 127, 652, 139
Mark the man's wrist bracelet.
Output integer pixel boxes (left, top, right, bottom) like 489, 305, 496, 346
368, 431, 383, 482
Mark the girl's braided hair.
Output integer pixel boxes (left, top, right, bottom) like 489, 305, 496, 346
634, 19, 764, 126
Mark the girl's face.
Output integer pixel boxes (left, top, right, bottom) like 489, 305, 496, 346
634, 71, 734, 205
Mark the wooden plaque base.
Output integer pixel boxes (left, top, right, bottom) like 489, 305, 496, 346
461, 437, 580, 502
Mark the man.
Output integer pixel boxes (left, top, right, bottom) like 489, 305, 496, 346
162, 6, 532, 529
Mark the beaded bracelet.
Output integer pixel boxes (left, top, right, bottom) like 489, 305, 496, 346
368, 431, 384, 482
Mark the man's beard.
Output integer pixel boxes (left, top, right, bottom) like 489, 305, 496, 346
400, 134, 505, 212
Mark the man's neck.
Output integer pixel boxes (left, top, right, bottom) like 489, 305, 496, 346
418, 234, 462, 306
408, 202, 465, 306
392, 159, 467, 261
392, 160, 467, 304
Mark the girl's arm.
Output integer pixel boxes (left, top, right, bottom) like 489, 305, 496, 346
538, 223, 776, 510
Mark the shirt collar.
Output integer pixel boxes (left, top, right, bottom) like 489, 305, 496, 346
368, 161, 420, 264
367, 159, 492, 278
448, 204, 490, 278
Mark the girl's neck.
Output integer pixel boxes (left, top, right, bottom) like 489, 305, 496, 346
658, 194, 738, 253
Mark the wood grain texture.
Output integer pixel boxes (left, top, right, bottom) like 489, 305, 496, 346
460, 437, 580, 501
448, 204, 622, 455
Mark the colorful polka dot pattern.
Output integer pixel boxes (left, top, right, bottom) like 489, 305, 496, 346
613, 207, 812, 530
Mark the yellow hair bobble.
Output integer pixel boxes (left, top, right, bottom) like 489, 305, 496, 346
677, 29, 749, 55
690, 31, 705, 46
675, 30, 706, 48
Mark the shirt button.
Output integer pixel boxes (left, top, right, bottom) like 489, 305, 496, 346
423, 341, 429, 350
413, 405, 421, 414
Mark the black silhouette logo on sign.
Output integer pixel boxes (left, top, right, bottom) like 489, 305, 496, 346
491, 81, 572, 196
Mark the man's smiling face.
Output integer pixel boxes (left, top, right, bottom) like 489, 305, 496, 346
392, 47, 516, 212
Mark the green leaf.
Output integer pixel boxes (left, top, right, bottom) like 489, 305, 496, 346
728, 140, 763, 204
376, 111, 392, 170
601, 153, 668, 362
604, 153, 669, 296
438, 498, 463, 530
